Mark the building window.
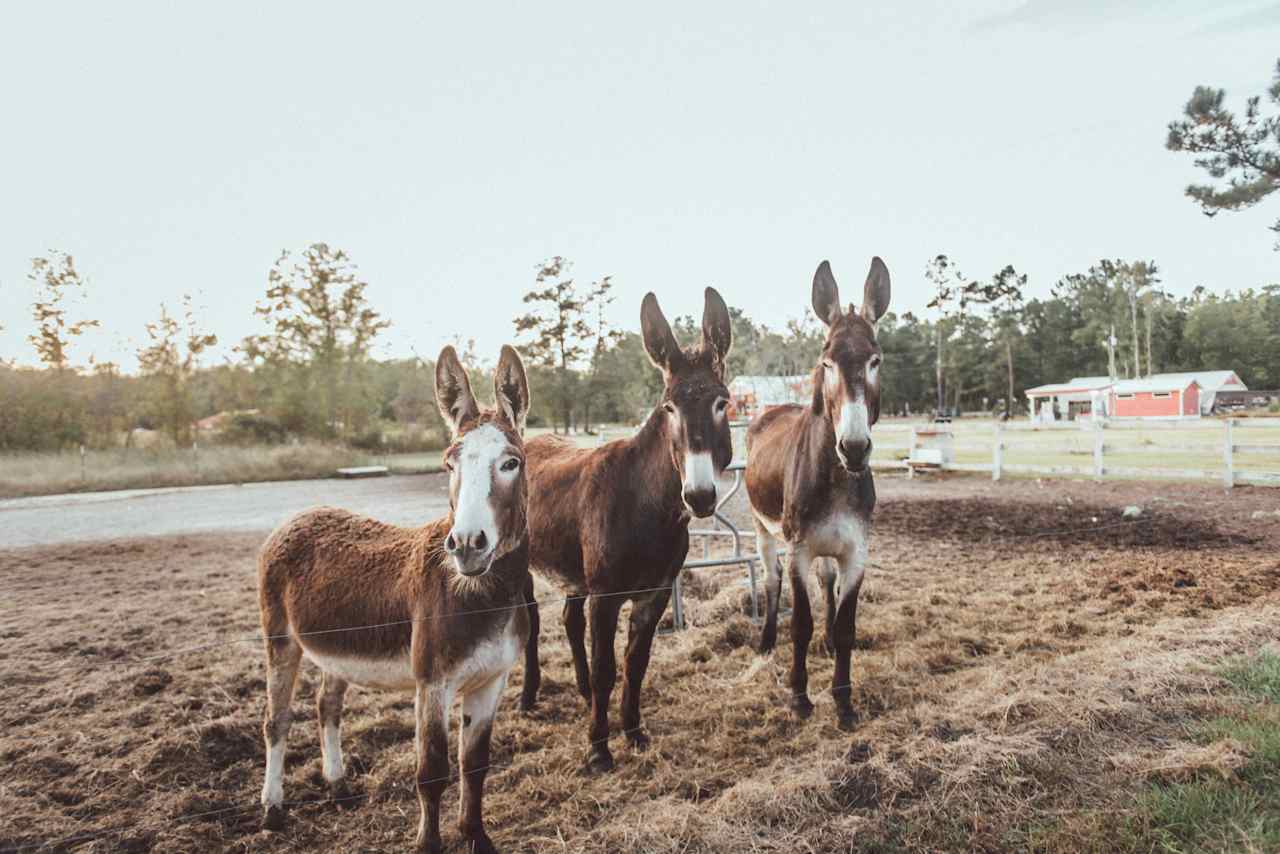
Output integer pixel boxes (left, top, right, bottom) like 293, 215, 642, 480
1116, 393, 1134, 400
1152, 392, 1171, 399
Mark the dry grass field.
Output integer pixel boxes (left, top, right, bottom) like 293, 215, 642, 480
2, 474, 1279, 852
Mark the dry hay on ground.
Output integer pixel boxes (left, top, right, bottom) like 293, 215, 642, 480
1, 476, 1278, 852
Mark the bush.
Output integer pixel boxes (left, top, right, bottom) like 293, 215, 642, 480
219, 413, 287, 446
347, 423, 444, 454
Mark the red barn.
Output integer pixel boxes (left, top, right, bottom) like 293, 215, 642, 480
1109, 377, 1201, 419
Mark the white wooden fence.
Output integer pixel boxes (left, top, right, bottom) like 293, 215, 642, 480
883, 418, 1280, 488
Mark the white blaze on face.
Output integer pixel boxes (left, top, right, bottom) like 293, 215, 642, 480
837, 393, 871, 454
683, 451, 717, 500
451, 423, 509, 563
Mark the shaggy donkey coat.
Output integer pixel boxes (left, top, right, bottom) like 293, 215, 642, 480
257, 345, 532, 854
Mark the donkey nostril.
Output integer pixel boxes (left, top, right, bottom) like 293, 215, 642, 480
445, 533, 458, 553
473, 530, 487, 551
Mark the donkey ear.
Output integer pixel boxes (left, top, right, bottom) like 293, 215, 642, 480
493, 345, 530, 435
701, 287, 732, 374
434, 345, 479, 437
860, 256, 891, 325
640, 292, 681, 373
811, 260, 842, 327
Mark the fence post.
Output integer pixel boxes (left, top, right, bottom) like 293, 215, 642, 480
193, 441, 200, 476
1092, 419, 1104, 480
908, 427, 918, 480
1224, 418, 1234, 489
992, 421, 1003, 481
80, 444, 86, 483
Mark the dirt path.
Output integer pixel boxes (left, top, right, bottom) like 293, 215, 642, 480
1, 474, 1277, 852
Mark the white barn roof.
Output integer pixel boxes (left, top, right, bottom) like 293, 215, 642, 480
1111, 377, 1201, 394
1148, 370, 1245, 392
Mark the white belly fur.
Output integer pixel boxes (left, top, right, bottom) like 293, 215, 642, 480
303, 648, 416, 690
755, 507, 867, 561
300, 613, 523, 693
805, 506, 868, 560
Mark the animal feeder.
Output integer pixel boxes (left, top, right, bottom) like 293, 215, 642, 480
908, 426, 954, 475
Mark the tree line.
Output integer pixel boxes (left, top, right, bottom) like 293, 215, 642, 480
3, 243, 1278, 454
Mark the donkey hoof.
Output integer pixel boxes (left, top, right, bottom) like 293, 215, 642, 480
836, 708, 859, 732
584, 745, 615, 774
414, 834, 444, 854
625, 728, 651, 751
464, 830, 498, 854
518, 693, 538, 713
789, 694, 815, 719
262, 804, 287, 832
328, 779, 352, 804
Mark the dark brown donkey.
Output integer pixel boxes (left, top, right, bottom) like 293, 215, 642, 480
257, 345, 531, 854
745, 257, 890, 730
520, 288, 733, 772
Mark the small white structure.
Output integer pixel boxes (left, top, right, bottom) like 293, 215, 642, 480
728, 375, 812, 419
1025, 376, 1113, 423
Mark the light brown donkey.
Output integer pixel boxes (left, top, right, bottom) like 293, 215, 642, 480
745, 258, 890, 730
257, 345, 531, 854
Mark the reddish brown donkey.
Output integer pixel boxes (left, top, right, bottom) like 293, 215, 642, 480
745, 258, 890, 730
257, 345, 531, 854
519, 288, 733, 772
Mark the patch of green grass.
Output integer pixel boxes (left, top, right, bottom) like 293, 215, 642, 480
1138, 781, 1280, 853
1127, 654, 1280, 853
1220, 651, 1280, 704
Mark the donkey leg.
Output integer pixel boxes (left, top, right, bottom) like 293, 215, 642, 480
786, 544, 815, 719
317, 672, 349, 800
413, 680, 451, 854
585, 594, 624, 773
831, 550, 867, 731
753, 519, 783, 654
621, 586, 673, 750
457, 674, 506, 854
519, 575, 541, 712
563, 594, 591, 703
260, 634, 303, 831
820, 559, 839, 656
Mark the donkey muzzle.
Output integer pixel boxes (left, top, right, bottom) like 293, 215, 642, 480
837, 437, 872, 474
682, 485, 718, 519
445, 528, 493, 577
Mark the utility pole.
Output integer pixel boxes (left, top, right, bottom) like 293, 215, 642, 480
1104, 325, 1118, 381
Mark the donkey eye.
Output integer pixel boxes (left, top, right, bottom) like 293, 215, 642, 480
663, 402, 676, 415
868, 356, 882, 370
822, 361, 835, 371
500, 458, 520, 472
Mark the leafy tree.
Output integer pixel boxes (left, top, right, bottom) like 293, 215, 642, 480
980, 266, 1027, 415
28, 251, 99, 372
1167, 58, 1280, 249
136, 295, 218, 445
513, 257, 615, 432
240, 243, 390, 436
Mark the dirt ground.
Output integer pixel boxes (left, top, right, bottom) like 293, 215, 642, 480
2, 473, 1278, 852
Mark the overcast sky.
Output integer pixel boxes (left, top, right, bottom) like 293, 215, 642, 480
2, 1, 1278, 371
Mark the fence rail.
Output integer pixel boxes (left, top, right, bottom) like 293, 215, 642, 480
902, 417, 1280, 488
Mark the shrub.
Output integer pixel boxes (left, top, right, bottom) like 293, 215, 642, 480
220, 413, 287, 446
